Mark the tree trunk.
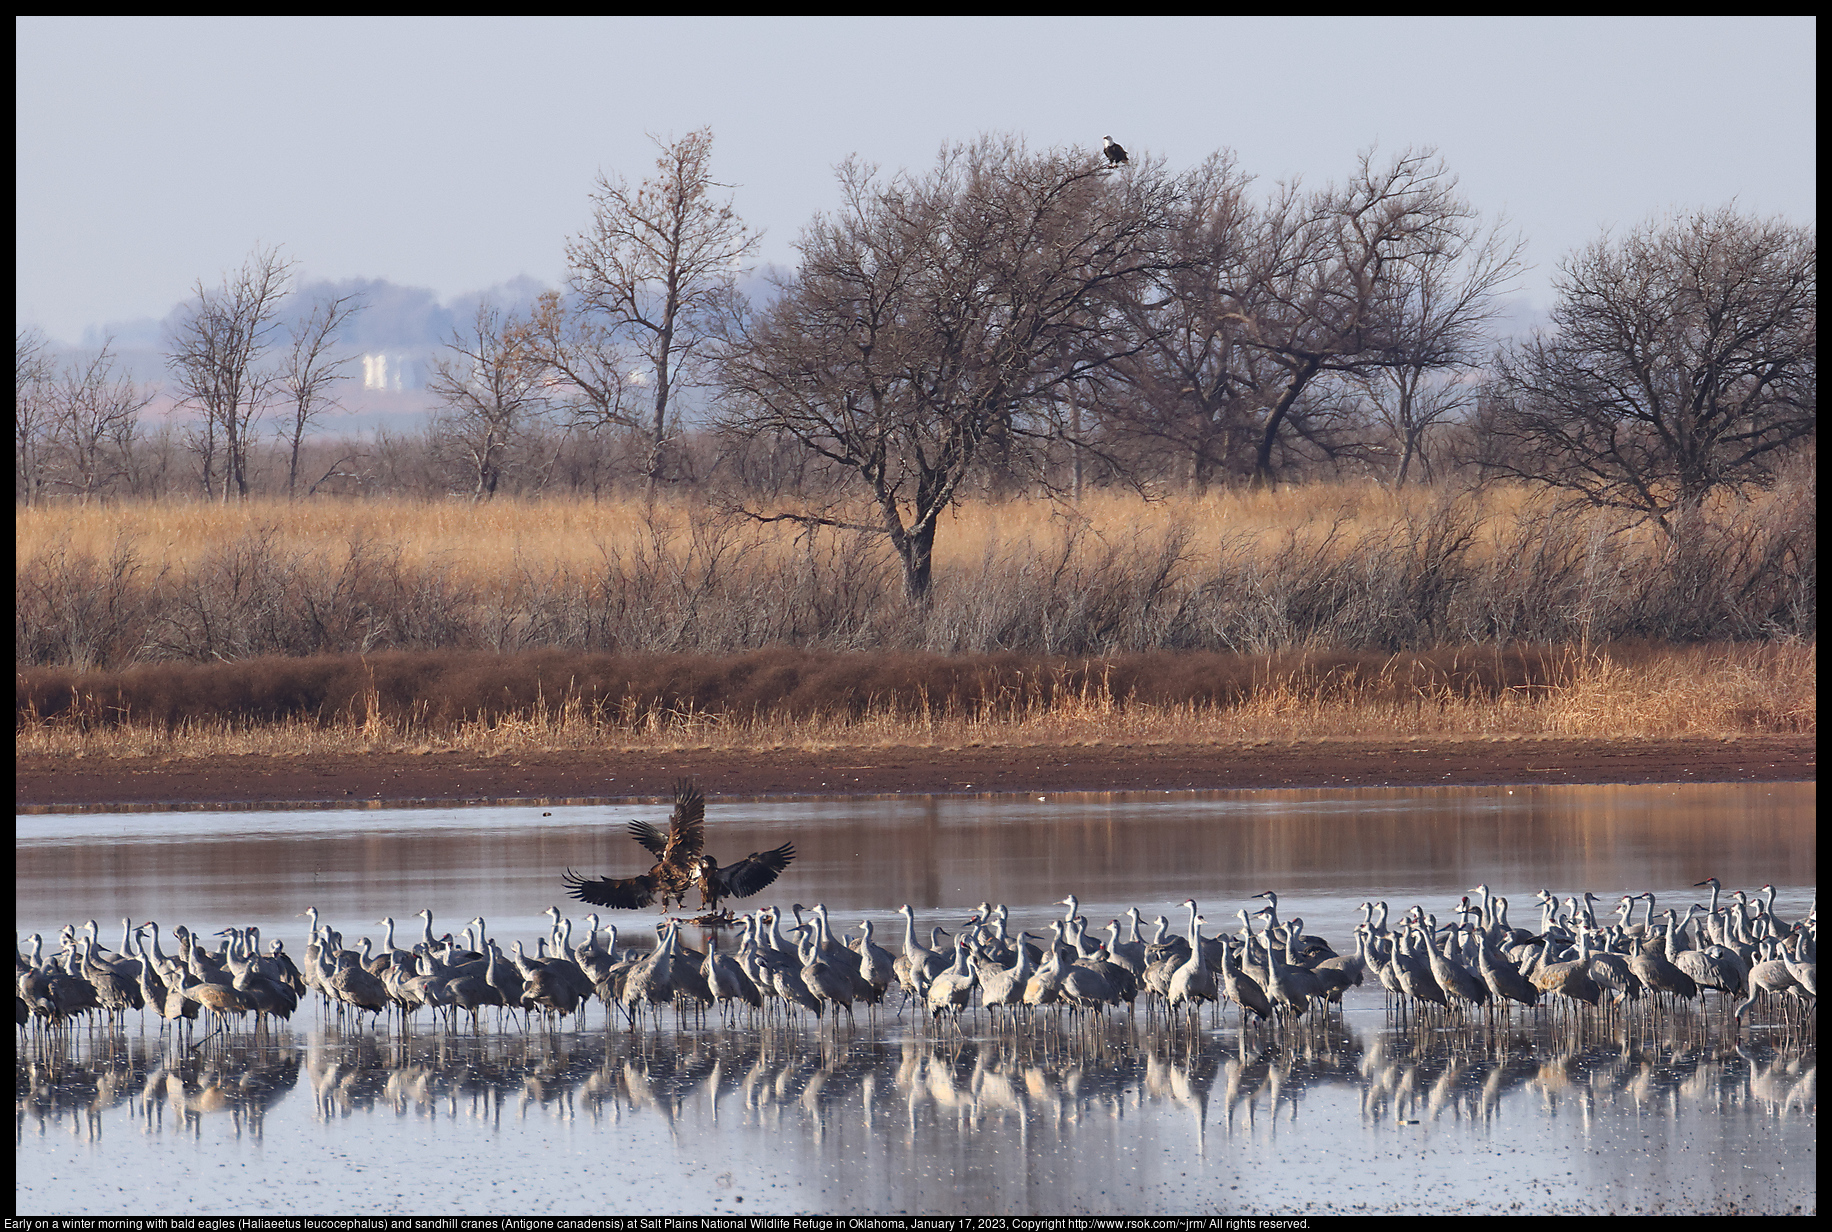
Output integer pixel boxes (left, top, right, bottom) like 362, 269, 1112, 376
899, 519, 937, 603
1252, 358, 1320, 487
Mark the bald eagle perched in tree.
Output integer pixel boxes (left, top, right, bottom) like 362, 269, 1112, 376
1101, 135, 1130, 166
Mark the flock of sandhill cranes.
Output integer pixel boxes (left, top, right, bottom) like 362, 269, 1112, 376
17, 877, 1815, 1040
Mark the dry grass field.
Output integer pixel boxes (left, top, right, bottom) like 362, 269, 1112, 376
15, 481, 1624, 578
17, 481, 1813, 764
18, 478, 1813, 666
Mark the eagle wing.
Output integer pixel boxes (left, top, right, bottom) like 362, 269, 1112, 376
626, 820, 668, 858
707, 842, 796, 902
662, 778, 706, 865
563, 868, 659, 910
626, 821, 670, 861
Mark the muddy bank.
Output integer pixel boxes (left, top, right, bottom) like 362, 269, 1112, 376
14, 734, 1813, 812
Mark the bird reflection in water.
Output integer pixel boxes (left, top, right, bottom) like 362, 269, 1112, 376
17, 1017, 1812, 1145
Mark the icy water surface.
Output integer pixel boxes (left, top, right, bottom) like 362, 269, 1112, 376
15, 782, 1817, 1215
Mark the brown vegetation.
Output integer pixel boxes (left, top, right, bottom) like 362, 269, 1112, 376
16, 641, 1814, 763
14, 480, 1814, 673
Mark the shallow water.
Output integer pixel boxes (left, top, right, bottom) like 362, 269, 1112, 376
15, 782, 1817, 1215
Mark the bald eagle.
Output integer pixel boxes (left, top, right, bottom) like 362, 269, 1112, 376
562, 778, 795, 912
1102, 135, 1130, 166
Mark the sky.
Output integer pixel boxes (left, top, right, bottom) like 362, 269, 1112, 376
16, 16, 1817, 346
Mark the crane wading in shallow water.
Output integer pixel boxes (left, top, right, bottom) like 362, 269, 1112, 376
562, 779, 795, 913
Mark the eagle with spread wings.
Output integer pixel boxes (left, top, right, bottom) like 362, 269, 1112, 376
562, 778, 796, 912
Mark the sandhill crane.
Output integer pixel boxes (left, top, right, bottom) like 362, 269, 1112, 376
327, 951, 389, 1026
518, 943, 588, 1028
1392, 928, 1449, 1014
1735, 938, 1802, 1021
852, 919, 897, 1012
442, 943, 506, 1031
1424, 925, 1490, 1015
796, 926, 854, 1027
1672, 935, 1745, 1004
1473, 929, 1539, 1010
1528, 932, 1603, 1010
1023, 942, 1067, 1010
1060, 952, 1120, 1019
1309, 926, 1369, 1004
1628, 932, 1700, 1005
703, 930, 763, 1018
1166, 905, 1218, 1022
892, 905, 951, 1000
978, 932, 1036, 1026
1082, 944, 1139, 1011
1781, 928, 1815, 997
1585, 932, 1644, 1005
81, 936, 143, 1023
619, 924, 679, 1027
1216, 936, 1273, 1023
925, 935, 977, 1027
1103, 916, 1148, 978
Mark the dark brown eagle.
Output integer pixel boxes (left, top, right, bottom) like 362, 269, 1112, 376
562, 778, 796, 912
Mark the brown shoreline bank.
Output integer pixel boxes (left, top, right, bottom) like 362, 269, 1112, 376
15, 734, 1814, 813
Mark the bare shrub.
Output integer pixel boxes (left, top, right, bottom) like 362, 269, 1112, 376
15, 534, 151, 670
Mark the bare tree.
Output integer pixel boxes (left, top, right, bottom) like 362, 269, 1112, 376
166, 245, 295, 500
49, 340, 154, 503
565, 128, 760, 498
1483, 206, 1815, 534
427, 301, 548, 500
1083, 151, 1261, 489
1348, 213, 1526, 484
280, 290, 365, 496
720, 136, 1184, 602
513, 289, 634, 436
1089, 148, 1500, 489
1247, 150, 1474, 483
16, 327, 56, 506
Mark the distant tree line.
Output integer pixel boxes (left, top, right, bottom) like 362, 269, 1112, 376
17, 132, 1816, 593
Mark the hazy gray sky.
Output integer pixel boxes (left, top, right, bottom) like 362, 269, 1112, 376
17, 16, 1816, 343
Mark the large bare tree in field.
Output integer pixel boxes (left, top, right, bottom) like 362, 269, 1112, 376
1483, 206, 1815, 535
1237, 149, 1489, 484
1086, 152, 1260, 488
564, 128, 760, 497
280, 290, 365, 496
1089, 148, 1507, 488
166, 245, 295, 500
720, 136, 1184, 602
1348, 208, 1525, 485
427, 301, 549, 500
